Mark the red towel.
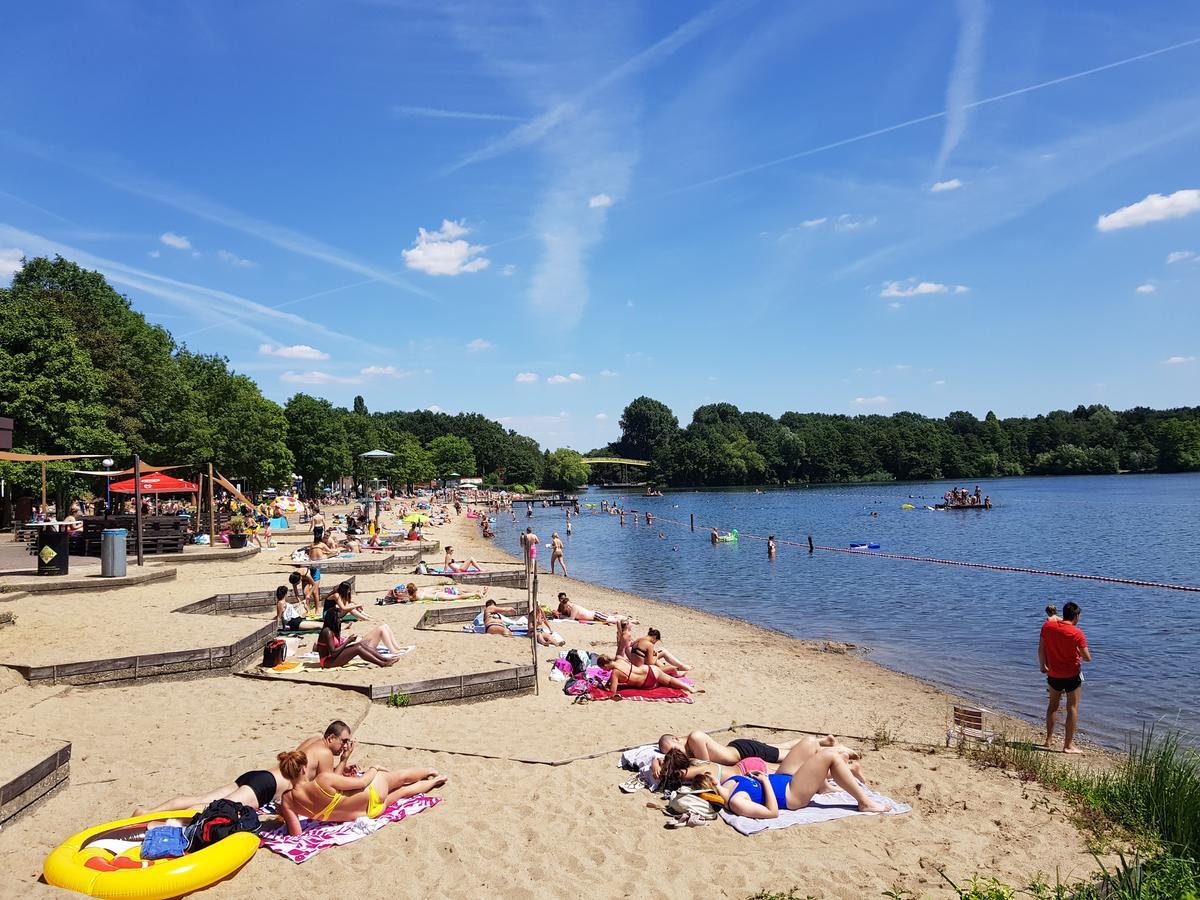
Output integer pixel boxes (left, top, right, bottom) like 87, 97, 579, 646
586, 685, 693, 703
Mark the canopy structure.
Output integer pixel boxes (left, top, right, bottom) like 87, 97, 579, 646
110, 473, 200, 494
359, 449, 395, 459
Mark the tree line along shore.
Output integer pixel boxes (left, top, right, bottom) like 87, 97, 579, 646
1, 255, 1197, 513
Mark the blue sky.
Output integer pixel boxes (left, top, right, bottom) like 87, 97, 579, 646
2, 0, 1198, 451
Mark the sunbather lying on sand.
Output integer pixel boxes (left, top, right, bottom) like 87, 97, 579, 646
656, 731, 806, 768
277, 751, 447, 835
134, 753, 299, 815
276, 585, 321, 632
557, 592, 636, 625
533, 606, 565, 647
655, 736, 867, 791
691, 741, 888, 817
482, 599, 521, 635
315, 608, 402, 669
383, 582, 488, 603
596, 655, 697, 697
297, 720, 358, 778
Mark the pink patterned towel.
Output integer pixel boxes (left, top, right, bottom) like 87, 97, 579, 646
260, 794, 441, 863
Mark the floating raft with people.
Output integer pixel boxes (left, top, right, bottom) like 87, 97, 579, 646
935, 502, 992, 510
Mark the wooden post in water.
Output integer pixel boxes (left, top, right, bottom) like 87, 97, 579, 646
133, 454, 145, 567
808, 535, 814, 554
690, 513, 694, 532
207, 462, 216, 539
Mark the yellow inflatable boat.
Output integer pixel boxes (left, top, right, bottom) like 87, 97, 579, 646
43, 810, 259, 899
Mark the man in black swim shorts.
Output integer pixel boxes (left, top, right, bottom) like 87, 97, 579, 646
657, 731, 799, 765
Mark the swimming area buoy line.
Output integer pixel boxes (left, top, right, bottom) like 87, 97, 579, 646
589, 508, 1200, 594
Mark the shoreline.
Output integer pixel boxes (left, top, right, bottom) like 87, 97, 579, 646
0, 505, 1114, 898
468, 508, 1077, 748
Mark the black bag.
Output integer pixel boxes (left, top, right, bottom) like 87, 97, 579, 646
184, 799, 260, 852
262, 639, 286, 667
565, 648, 589, 675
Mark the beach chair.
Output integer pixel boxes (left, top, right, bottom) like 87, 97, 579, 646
945, 704, 996, 747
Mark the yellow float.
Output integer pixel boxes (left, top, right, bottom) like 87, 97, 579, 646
43, 810, 259, 900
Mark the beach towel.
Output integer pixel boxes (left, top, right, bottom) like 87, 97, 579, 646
260, 795, 441, 864
620, 744, 661, 772
718, 787, 911, 835
586, 686, 693, 703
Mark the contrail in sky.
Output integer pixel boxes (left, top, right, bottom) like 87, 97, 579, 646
669, 35, 1200, 195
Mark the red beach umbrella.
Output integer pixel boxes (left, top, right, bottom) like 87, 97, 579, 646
109, 473, 200, 494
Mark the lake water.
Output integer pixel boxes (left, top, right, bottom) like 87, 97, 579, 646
491, 474, 1199, 749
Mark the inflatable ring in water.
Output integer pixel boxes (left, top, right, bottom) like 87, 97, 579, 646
43, 810, 259, 900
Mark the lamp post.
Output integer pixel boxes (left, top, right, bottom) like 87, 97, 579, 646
102, 458, 114, 516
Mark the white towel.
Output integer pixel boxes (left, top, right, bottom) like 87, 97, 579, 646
719, 786, 911, 835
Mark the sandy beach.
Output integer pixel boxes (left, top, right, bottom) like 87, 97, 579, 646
0, 507, 1108, 899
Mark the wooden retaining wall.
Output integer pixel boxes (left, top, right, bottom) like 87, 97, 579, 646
175, 577, 358, 616
368, 665, 537, 704
417, 599, 532, 630
0, 741, 71, 829
449, 569, 528, 589
6, 624, 276, 687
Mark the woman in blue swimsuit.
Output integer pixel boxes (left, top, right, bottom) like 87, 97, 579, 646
693, 744, 888, 818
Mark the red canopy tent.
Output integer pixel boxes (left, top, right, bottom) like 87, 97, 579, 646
109, 473, 200, 494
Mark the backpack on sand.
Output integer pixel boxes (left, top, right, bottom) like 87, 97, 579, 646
184, 799, 260, 852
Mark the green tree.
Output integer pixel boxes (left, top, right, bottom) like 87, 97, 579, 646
427, 434, 476, 478
284, 394, 351, 491
617, 396, 679, 461
1156, 420, 1200, 472
544, 448, 590, 490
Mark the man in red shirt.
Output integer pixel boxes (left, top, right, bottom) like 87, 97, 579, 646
1038, 601, 1092, 754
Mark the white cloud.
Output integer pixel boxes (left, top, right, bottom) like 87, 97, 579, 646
547, 373, 585, 384
568, 372, 585, 381
853, 395, 889, 406
880, 279, 969, 298
599, 369, 618, 377
392, 105, 524, 122
1136, 283, 1157, 294
1096, 189, 1200, 232
0, 247, 23, 277
360, 365, 410, 378
801, 217, 827, 227
514, 372, 539, 383
595, 413, 608, 420
148, 249, 161, 259
834, 214, 876, 232
402, 219, 490, 276
932, 379, 946, 385
160, 231, 191, 250
887, 301, 903, 310
931, 178, 963, 192
281, 370, 360, 385
501, 264, 516, 276
589, 193, 614, 209
466, 338, 492, 352
217, 249, 255, 268
259, 343, 330, 361
1163, 355, 1195, 365
427, 405, 444, 413
1167, 250, 1195, 264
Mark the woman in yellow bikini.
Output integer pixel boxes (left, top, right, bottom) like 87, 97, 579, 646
277, 751, 446, 835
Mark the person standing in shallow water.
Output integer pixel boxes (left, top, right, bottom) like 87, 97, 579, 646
1039, 601, 1092, 754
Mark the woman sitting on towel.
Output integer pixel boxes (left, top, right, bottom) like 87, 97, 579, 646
276, 585, 321, 632
557, 592, 636, 626
134, 753, 301, 815
324, 580, 372, 621
595, 654, 697, 697
482, 598, 521, 636
441, 547, 480, 573
314, 605, 407, 668
689, 741, 888, 817
277, 750, 447, 835
630, 627, 690, 674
